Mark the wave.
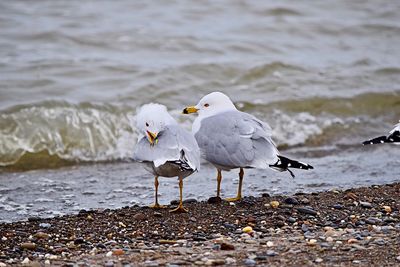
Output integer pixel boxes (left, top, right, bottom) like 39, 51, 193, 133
0, 101, 137, 169
374, 67, 400, 75
256, 7, 303, 17
1, 92, 399, 171
235, 62, 305, 83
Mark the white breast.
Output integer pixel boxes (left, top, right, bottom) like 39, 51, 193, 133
192, 116, 203, 135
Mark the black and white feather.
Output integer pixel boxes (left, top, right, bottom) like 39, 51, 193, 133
269, 156, 314, 178
132, 104, 200, 178
363, 121, 400, 145
191, 92, 314, 178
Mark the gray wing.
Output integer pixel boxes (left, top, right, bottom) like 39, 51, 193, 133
195, 111, 279, 169
133, 125, 200, 171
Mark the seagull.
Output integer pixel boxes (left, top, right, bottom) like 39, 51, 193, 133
362, 121, 400, 145
132, 103, 200, 212
183, 92, 313, 201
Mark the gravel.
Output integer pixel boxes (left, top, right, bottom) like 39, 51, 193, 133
1, 183, 400, 266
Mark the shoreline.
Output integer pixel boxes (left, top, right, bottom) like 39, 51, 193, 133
1, 183, 400, 266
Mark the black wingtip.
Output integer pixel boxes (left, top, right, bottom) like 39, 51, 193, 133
270, 156, 314, 173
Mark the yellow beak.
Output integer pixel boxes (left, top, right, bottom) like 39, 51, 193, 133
182, 106, 199, 114
146, 131, 158, 145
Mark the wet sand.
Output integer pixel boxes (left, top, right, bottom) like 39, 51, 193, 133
2, 143, 400, 223
1, 183, 400, 266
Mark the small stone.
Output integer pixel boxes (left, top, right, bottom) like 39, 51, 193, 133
212, 244, 221, 251
220, 242, 235, 250
133, 213, 146, 220
242, 226, 253, 233
34, 232, 49, 239
266, 250, 277, 256
0, 263, 6, 267
118, 222, 126, 228
333, 204, 343, 210
170, 199, 179, 205
21, 242, 36, 250
301, 224, 309, 232
352, 260, 361, 264
106, 251, 113, 257
266, 241, 274, 247
244, 259, 256, 266
360, 201, 372, 208
300, 197, 310, 204
347, 239, 358, 244
326, 237, 334, 242
346, 192, 358, 200
105, 261, 114, 267
28, 217, 41, 222
183, 198, 197, 204
270, 201, 280, 209
21, 258, 30, 264
373, 239, 385, 246
211, 259, 225, 266
159, 240, 177, 245
45, 255, 58, 260
288, 217, 296, 223
44, 260, 50, 265
255, 255, 267, 261
351, 244, 366, 250
381, 226, 394, 233
396, 256, 400, 262
284, 197, 299, 205
365, 217, 381, 225
208, 196, 222, 204
383, 206, 392, 213
247, 216, 256, 223
226, 258, 236, 264
315, 258, 323, 263
297, 207, 317, 216
74, 237, 85, 245
307, 239, 317, 246
39, 223, 51, 228
154, 212, 162, 217
326, 229, 343, 237
112, 249, 124, 256
193, 235, 207, 241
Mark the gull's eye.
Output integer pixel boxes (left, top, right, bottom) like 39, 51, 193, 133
204, 103, 209, 107
145, 122, 149, 127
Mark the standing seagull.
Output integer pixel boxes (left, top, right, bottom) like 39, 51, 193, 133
133, 104, 200, 212
183, 92, 313, 201
362, 121, 400, 145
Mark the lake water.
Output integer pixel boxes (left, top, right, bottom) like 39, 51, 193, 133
0, 0, 399, 222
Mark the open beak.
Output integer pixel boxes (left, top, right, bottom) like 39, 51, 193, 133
183, 106, 199, 114
146, 130, 158, 145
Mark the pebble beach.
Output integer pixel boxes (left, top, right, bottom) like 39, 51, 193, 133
1, 183, 399, 266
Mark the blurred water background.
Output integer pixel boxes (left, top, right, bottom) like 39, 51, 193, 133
0, 0, 399, 222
